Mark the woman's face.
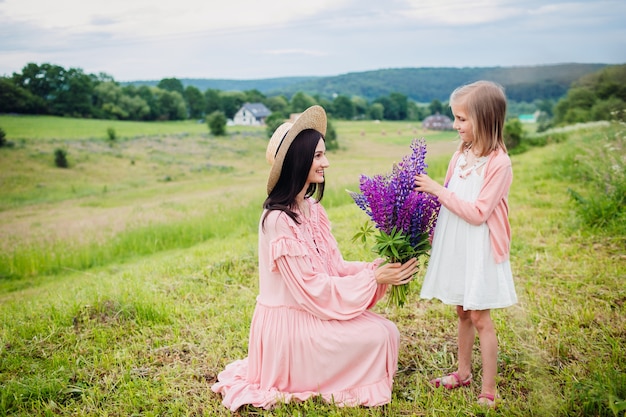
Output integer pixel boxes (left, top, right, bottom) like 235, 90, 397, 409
451, 103, 475, 145
306, 138, 329, 186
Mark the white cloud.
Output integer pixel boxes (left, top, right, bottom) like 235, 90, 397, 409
398, 0, 523, 25
0, 0, 350, 37
264, 49, 328, 57
0, 0, 624, 80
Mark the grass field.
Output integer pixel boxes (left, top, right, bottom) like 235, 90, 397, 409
0, 115, 624, 416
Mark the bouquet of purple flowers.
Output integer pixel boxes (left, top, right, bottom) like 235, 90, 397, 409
349, 138, 441, 306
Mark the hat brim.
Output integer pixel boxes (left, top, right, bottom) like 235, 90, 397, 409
267, 105, 327, 195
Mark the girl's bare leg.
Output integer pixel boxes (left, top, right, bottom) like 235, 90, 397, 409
456, 305, 475, 381
470, 309, 498, 396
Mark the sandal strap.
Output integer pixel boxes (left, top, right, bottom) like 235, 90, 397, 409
447, 372, 462, 385
442, 372, 471, 388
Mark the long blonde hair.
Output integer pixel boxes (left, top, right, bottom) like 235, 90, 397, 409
450, 80, 507, 156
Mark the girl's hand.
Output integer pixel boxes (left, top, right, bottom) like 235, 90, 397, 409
414, 173, 444, 196
375, 258, 419, 285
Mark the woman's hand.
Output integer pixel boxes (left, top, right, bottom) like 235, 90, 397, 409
375, 257, 419, 285
414, 173, 444, 196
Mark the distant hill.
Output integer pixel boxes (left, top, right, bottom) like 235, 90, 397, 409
123, 76, 320, 94
125, 63, 608, 103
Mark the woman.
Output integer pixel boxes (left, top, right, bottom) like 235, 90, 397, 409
211, 105, 419, 411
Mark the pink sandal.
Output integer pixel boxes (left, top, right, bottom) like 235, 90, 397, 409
478, 393, 497, 408
430, 371, 472, 389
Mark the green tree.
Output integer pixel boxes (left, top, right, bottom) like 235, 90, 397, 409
95, 82, 150, 120
207, 111, 227, 136
13, 63, 62, 102
0, 77, 46, 113
13, 63, 96, 117
407, 101, 428, 121
536, 99, 555, 117
428, 99, 443, 115
591, 97, 626, 121
388, 92, 408, 120
125, 85, 158, 120
265, 95, 289, 113
184, 86, 206, 119
553, 64, 626, 125
94, 81, 125, 119
155, 89, 187, 120
204, 88, 222, 115
244, 89, 266, 103
157, 78, 184, 95
290, 92, 317, 113
368, 102, 384, 120
120, 95, 150, 120
220, 91, 246, 119
332, 95, 355, 120
374, 92, 408, 120
351, 96, 368, 119
50, 67, 95, 117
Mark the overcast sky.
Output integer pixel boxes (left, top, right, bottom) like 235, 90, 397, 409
1, 0, 625, 82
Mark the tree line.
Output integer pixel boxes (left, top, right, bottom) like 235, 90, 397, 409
0, 63, 445, 123
1, 62, 624, 129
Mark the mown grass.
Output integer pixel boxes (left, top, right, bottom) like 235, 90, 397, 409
0, 116, 624, 416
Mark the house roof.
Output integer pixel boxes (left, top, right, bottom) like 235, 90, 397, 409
241, 102, 271, 118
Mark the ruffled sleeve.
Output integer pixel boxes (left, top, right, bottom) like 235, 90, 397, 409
264, 209, 385, 320
313, 203, 389, 306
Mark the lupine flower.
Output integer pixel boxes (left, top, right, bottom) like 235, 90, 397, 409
349, 138, 441, 306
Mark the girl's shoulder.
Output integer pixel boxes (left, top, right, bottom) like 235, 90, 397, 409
489, 148, 512, 166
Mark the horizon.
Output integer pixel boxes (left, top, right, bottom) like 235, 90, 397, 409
119, 62, 617, 83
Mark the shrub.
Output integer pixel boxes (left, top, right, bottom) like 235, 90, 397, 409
504, 118, 524, 150
107, 127, 117, 141
325, 120, 339, 151
265, 113, 287, 139
207, 111, 227, 136
0, 127, 6, 147
54, 148, 69, 168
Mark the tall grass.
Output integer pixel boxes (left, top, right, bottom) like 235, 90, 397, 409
556, 123, 625, 234
0, 196, 262, 285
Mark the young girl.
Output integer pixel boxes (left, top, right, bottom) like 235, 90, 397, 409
212, 105, 419, 411
414, 81, 518, 408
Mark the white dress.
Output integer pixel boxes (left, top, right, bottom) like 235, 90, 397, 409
420, 153, 518, 310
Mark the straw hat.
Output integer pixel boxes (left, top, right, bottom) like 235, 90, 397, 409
266, 105, 327, 194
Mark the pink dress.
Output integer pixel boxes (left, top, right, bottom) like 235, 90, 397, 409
211, 198, 399, 411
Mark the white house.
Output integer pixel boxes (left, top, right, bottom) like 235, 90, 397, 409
232, 103, 272, 126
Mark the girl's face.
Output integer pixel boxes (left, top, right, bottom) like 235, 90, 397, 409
451, 103, 475, 145
306, 138, 329, 186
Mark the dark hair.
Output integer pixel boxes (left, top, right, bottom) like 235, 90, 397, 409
262, 129, 325, 228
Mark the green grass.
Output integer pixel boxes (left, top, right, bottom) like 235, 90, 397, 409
0, 115, 624, 416
0, 114, 262, 140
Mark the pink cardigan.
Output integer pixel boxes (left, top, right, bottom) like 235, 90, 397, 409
436, 149, 513, 263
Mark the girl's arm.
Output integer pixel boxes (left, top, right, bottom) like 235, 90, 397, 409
437, 152, 512, 225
